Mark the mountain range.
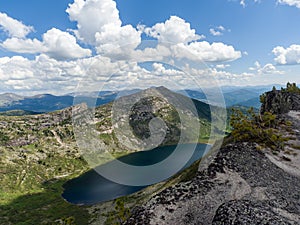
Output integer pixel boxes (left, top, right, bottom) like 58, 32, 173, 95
0, 84, 281, 114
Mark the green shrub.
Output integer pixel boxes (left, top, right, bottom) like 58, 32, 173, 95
60, 216, 76, 225
285, 82, 300, 94
230, 108, 285, 150
277, 82, 300, 94
260, 93, 266, 104
103, 197, 131, 225
0, 130, 9, 144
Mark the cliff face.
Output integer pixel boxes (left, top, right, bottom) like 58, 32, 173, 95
125, 90, 300, 225
260, 90, 300, 114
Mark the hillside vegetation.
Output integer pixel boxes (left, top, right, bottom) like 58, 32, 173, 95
0, 86, 222, 225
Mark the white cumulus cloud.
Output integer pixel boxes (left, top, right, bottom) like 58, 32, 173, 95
0, 12, 33, 38
273, 45, 300, 65
0, 56, 34, 81
209, 25, 229, 36
66, 0, 121, 44
277, 0, 300, 8
238, 0, 261, 8
0, 54, 91, 93
141, 17, 240, 63
259, 63, 284, 75
42, 28, 92, 60
66, 0, 141, 54
240, 0, 246, 7
209, 29, 222, 36
249, 61, 284, 75
1, 38, 46, 54
1, 28, 92, 60
152, 63, 184, 76
173, 41, 241, 62
145, 16, 204, 44
0, 1, 245, 94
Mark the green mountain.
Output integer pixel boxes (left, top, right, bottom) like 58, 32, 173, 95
0, 86, 223, 225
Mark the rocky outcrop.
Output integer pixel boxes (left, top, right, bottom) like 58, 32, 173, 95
212, 200, 297, 225
103, 86, 214, 151
260, 90, 300, 114
125, 142, 300, 224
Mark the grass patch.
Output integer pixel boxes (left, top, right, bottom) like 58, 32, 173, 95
0, 147, 90, 225
0, 179, 90, 225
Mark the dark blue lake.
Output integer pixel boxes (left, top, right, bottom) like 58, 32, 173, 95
62, 143, 209, 205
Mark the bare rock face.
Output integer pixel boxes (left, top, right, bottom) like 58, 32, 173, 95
124, 142, 300, 224
212, 200, 296, 225
260, 90, 300, 114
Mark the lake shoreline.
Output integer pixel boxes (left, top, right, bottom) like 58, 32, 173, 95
62, 143, 210, 205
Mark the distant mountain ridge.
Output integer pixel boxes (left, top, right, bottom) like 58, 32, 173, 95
0, 84, 282, 114
0, 110, 41, 116
0, 93, 115, 113
0, 93, 24, 106
0, 89, 144, 113
178, 84, 282, 108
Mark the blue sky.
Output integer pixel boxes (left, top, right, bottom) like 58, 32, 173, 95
0, 0, 300, 94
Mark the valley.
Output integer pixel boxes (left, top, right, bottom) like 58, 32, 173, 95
0, 86, 220, 224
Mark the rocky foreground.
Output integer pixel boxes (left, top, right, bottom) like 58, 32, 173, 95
125, 142, 300, 224
124, 89, 300, 225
